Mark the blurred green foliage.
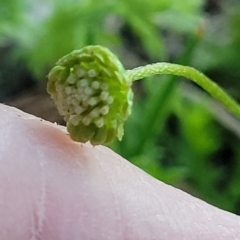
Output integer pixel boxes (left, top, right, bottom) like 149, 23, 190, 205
0, 0, 203, 77
1, 0, 240, 214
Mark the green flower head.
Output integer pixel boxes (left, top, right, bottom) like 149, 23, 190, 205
47, 45, 133, 145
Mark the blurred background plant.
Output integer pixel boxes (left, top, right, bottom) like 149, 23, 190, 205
1, 0, 240, 214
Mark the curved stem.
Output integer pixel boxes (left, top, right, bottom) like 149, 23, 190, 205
127, 63, 240, 118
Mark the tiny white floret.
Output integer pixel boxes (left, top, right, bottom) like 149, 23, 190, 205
77, 69, 86, 77
100, 91, 109, 101
78, 79, 89, 88
91, 81, 100, 89
88, 69, 97, 78
69, 115, 82, 126
67, 75, 76, 84
88, 97, 100, 106
75, 105, 84, 115
82, 116, 92, 126
101, 83, 109, 90
89, 107, 100, 118
84, 87, 94, 96
107, 96, 114, 104
65, 87, 72, 95
100, 106, 109, 115
94, 118, 104, 128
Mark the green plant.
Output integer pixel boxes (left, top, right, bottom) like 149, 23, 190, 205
47, 45, 240, 145
2, 0, 240, 214
47, 46, 133, 145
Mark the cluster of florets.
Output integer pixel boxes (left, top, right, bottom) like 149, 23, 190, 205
47, 45, 133, 145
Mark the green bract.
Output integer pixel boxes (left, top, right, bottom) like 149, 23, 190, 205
47, 45, 133, 145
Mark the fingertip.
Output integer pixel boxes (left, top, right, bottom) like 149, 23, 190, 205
0, 104, 240, 240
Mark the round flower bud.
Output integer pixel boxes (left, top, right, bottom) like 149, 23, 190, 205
47, 45, 133, 145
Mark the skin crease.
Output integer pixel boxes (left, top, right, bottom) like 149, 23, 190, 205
0, 104, 240, 240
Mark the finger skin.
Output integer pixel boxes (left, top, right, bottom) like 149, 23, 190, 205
0, 104, 239, 240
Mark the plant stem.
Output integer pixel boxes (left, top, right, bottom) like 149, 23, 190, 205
123, 35, 201, 158
127, 63, 240, 118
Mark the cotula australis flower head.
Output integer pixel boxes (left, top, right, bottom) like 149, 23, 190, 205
48, 44, 240, 145
47, 45, 133, 145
